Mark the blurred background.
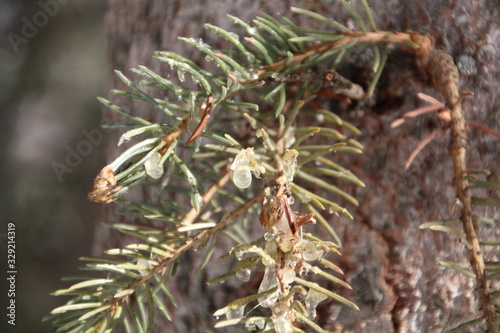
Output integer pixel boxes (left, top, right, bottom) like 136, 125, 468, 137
0, 1, 107, 331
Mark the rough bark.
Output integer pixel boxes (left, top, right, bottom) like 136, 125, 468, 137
97, 1, 500, 332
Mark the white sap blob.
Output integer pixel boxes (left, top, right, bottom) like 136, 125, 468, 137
281, 267, 296, 284
232, 165, 252, 189
145, 153, 164, 179
230, 148, 265, 189
283, 149, 299, 184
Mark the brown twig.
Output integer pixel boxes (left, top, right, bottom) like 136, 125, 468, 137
254, 30, 434, 79
428, 49, 497, 332
404, 129, 442, 170
112, 189, 266, 309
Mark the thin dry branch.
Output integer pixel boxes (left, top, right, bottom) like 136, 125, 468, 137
255, 30, 434, 78
428, 49, 497, 332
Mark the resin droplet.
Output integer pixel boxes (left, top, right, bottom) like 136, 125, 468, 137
145, 153, 164, 179
258, 266, 278, 307
303, 242, 324, 261
281, 267, 296, 284
274, 313, 293, 333
232, 165, 252, 189
177, 69, 186, 82
283, 149, 299, 184
305, 289, 328, 319
234, 249, 244, 261
236, 269, 251, 282
230, 147, 265, 189
264, 231, 277, 241
226, 306, 245, 320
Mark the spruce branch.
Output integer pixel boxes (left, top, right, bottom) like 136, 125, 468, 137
49, 2, 457, 332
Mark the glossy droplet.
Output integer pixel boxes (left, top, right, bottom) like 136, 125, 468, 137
235, 249, 244, 261
236, 269, 251, 282
145, 153, 164, 179
226, 306, 245, 320
281, 267, 296, 284
305, 289, 328, 319
302, 194, 312, 203
264, 240, 278, 264
274, 313, 293, 333
303, 242, 324, 261
264, 231, 277, 241
258, 266, 278, 307
231, 148, 252, 170
232, 165, 252, 188
246, 52, 256, 63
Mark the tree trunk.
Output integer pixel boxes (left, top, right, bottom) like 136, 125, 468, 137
97, 1, 500, 332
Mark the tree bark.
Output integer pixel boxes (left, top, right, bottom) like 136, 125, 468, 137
98, 1, 500, 332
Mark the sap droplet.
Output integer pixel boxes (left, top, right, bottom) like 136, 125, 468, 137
228, 32, 239, 41
274, 313, 293, 333
264, 240, 278, 263
288, 253, 301, 267
264, 231, 277, 241
283, 149, 299, 184
246, 52, 256, 63
235, 249, 244, 261
303, 242, 324, 261
174, 87, 183, 100
236, 269, 251, 282
305, 289, 328, 319
232, 165, 252, 189
226, 306, 245, 320
145, 153, 164, 179
244, 322, 257, 331
258, 266, 278, 307
177, 69, 186, 82
231, 148, 253, 170
255, 318, 266, 329
281, 267, 296, 284
302, 194, 312, 203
